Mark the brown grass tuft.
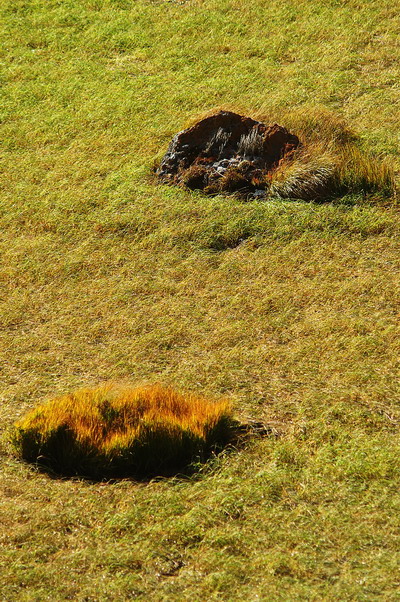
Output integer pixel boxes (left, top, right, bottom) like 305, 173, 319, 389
11, 384, 235, 479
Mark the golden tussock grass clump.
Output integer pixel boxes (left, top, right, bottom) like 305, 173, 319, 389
267, 109, 396, 202
11, 384, 236, 479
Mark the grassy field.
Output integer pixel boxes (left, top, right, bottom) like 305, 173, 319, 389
1, 0, 400, 599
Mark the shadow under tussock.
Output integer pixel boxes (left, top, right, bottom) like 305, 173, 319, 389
13, 419, 278, 483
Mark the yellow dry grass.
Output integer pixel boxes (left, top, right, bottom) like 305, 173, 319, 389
268, 109, 396, 201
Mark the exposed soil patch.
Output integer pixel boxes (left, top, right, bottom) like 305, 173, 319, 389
157, 111, 300, 198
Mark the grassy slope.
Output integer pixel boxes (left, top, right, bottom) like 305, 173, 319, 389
1, 0, 400, 599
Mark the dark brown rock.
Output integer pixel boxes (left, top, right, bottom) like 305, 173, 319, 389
157, 111, 300, 197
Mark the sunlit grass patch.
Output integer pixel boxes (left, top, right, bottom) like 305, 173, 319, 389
268, 109, 396, 202
11, 384, 236, 479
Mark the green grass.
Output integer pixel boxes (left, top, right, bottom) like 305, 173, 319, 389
1, 0, 400, 599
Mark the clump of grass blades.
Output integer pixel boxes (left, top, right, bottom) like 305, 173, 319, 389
237, 129, 265, 160
336, 145, 395, 200
10, 384, 236, 479
266, 109, 396, 203
269, 148, 337, 201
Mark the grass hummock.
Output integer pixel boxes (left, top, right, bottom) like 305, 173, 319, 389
267, 110, 396, 202
11, 384, 236, 480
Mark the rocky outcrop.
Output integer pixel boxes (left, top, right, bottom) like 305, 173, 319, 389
157, 111, 300, 197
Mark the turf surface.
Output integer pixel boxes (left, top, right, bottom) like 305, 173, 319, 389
0, 0, 399, 599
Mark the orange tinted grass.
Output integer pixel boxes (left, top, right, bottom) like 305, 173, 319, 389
15, 384, 232, 440
12, 384, 235, 478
